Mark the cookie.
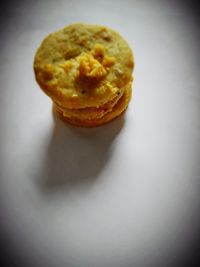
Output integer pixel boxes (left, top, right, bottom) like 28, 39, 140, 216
34, 23, 134, 109
54, 85, 132, 127
54, 82, 130, 120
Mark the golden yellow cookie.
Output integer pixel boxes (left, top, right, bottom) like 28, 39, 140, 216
54, 82, 131, 120
34, 23, 134, 109
54, 85, 132, 127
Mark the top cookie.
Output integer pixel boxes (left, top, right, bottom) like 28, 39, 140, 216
34, 23, 134, 109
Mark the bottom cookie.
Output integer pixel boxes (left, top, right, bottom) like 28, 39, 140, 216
54, 86, 132, 127
53, 83, 128, 120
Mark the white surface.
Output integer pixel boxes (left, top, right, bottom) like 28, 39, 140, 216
0, 0, 200, 266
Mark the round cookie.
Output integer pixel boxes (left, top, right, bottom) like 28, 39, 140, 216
54, 85, 132, 127
54, 82, 131, 120
34, 23, 134, 109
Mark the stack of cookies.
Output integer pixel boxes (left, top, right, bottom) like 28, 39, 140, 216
34, 24, 134, 127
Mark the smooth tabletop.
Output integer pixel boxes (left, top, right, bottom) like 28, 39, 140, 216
0, 1, 200, 266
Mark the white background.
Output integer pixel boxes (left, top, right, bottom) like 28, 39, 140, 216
0, 0, 200, 266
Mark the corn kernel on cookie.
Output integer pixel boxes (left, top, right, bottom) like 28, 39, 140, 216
34, 23, 134, 109
54, 82, 131, 120
54, 86, 132, 127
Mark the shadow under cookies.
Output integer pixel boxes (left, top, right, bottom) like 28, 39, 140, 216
35, 111, 126, 196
